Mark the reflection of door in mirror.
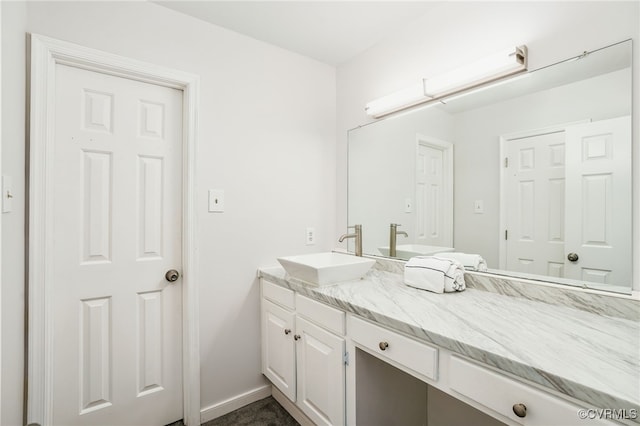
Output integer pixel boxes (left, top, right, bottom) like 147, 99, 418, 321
565, 116, 631, 286
416, 135, 453, 248
501, 116, 631, 288
503, 130, 566, 277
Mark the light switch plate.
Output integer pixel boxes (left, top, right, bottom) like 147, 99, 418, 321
474, 200, 484, 214
404, 198, 413, 213
208, 189, 225, 212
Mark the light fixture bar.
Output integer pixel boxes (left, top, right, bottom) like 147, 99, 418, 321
365, 45, 527, 118
364, 82, 426, 118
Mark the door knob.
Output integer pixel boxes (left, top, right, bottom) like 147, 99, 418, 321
165, 269, 180, 282
567, 253, 579, 262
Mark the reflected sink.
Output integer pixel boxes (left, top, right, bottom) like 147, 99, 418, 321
378, 244, 455, 259
277, 252, 376, 286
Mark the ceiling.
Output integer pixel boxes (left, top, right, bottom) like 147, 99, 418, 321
155, 1, 436, 66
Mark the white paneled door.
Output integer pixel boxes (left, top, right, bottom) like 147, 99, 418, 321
505, 131, 566, 276
416, 139, 453, 248
52, 64, 183, 425
564, 116, 632, 285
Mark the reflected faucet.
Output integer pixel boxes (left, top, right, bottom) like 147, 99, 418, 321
390, 223, 408, 258
339, 224, 363, 257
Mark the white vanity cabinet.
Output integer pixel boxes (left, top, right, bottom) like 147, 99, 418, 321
346, 313, 618, 426
261, 274, 626, 426
261, 279, 346, 426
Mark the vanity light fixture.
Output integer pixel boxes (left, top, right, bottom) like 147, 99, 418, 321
442, 71, 532, 104
363, 82, 427, 119
365, 45, 528, 118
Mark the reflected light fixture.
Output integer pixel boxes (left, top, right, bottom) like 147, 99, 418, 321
365, 45, 528, 118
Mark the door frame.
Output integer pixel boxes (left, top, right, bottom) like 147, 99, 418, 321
27, 34, 201, 425
0, 3, 3, 422
498, 120, 588, 270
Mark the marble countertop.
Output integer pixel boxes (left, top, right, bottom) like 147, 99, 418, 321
259, 265, 640, 419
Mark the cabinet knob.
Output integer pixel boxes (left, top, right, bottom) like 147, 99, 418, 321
567, 252, 579, 262
379, 341, 389, 351
512, 403, 527, 418
284, 329, 291, 335
294, 334, 301, 341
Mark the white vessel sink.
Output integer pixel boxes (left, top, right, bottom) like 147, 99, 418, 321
378, 244, 455, 259
277, 252, 375, 286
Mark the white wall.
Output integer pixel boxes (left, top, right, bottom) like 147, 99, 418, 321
1, 2, 336, 424
336, 1, 640, 290
1, 3, 27, 424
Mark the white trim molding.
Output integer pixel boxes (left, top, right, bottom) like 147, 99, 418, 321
200, 385, 273, 424
0, 3, 3, 421
27, 34, 201, 425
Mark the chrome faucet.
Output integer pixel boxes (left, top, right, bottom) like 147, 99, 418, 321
389, 223, 408, 258
339, 224, 363, 257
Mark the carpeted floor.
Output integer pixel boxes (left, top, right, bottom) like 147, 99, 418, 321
166, 396, 299, 426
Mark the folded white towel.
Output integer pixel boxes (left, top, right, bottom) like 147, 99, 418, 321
404, 256, 466, 294
433, 252, 487, 272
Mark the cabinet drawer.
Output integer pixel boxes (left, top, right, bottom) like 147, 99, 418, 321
449, 356, 612, 426
262, 279, 295, 310
348, 315, 438, 381
296, 294, 345, 335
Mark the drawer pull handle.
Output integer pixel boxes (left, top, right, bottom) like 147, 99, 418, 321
512, 403, 527, 418
284, 329, 291, 335
294, 334, 301, 341
379, 341, 389, 351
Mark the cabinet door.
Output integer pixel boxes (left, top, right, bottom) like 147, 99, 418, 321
262, 299, 296, 401
296, 316, 345, 426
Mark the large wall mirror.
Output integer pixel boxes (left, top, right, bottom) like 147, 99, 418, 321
348, 40, 633, 294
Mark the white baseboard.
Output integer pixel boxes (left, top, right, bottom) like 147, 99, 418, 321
271, 386, 315, 426
200, 384, 272, 424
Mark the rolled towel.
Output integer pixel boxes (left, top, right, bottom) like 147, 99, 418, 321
404, 256, 466, 294
433, 252, 487, 272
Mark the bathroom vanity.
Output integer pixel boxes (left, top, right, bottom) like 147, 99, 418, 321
258, 257, 639, 426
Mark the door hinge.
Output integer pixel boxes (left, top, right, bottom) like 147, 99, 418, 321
504, 157, 509, 168
343, 351, 350, 366
505, 230, 508, 240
